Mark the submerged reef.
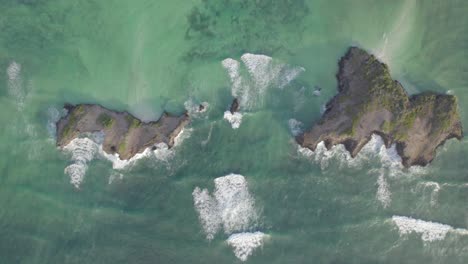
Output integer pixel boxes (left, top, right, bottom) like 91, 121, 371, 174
56, 104, 189, 160
297, 47, 463, 167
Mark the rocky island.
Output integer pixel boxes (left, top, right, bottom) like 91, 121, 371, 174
56, 104, 189, 160
297, 47, 463, 167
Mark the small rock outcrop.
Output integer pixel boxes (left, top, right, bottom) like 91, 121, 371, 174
229, 98, 240, 114
56, 104, 189, 160
297, 47, 463, 167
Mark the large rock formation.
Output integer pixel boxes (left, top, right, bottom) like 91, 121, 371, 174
56, 104, 189, 160
297, 47, 463, 167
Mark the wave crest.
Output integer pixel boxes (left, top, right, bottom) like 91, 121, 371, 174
226, 232, 268, 262
392, 215, 468, 242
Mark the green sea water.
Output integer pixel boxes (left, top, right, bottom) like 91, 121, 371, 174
1, 0, 468, 263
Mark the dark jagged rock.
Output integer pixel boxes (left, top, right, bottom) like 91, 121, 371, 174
297, 47, 463, 167
56, 104, 189, 160
229, 98, 240, 114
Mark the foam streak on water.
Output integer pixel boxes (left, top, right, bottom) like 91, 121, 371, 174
376, 169, 391, 208
392, 216, 468, 242
7, 61, 25, 110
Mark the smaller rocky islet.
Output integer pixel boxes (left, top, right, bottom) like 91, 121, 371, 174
56, 104, 189, 160
56, 47, 463, 167
296, 47, 463, 167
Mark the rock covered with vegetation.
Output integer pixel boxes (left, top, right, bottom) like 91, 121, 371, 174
56, 104, 189, 160
297, 47, 463, 167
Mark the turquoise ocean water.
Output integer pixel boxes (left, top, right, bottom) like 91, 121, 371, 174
0, 0, 467, 263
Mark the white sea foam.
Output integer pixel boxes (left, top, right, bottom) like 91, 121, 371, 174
222, 54, 304, 121
192, 174, 261, 238
223, 111, 243, 129
63, 137, 100, 188
226, 232, 268, 262
174, 128, 192, 147
288, 118, 304, 137
297, 134, 405, 173
192, 187, 222, 240
7, 61, 25, 110
376, 169, 391, 208
7, 61, 21, 81
278, 66, 305, 89
193, 174, 265, 260
214, 174, 259, 234
241, 53, 282, 94
296, 134, 428, 208
222, 58, 243, 97
108, 171, 124, 185
46, 107, 68, 139
201, 124, 214, 146
415, 181, 441, 207
392, 216, 468, 242
62, 128, 190, 187
184, 98, 209, 117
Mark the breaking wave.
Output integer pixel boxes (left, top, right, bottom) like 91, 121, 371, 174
223, 111, 243, 129
392, 216, 468, 242
63, 137, 100, 188
221, 53, 304, 128
296, 133, 428, 174
226, 232, 268, 262
192, 174, 266, 261
296, 134, 427, 208
62, 128, 191, 188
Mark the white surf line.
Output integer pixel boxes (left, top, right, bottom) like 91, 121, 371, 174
392, 216, 468, 242
62, 128, 191, 188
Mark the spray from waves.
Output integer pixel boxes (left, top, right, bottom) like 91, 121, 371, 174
62, 128, 191, 188
222, 54, 304, 112
192, 174, 267, 261
392, 216, 468, 242
226, 232, 269, 262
